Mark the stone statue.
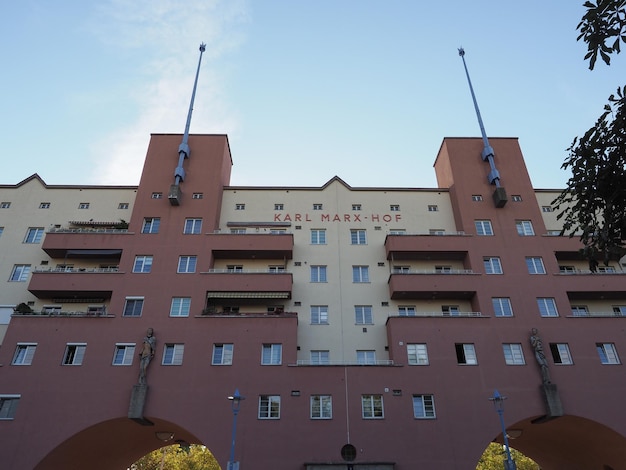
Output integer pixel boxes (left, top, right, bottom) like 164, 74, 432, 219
138, 328, 156, 384
530, 328, 550, 383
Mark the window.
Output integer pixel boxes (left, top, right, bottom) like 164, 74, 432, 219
559, 265, 576, 274
613, 306, 626, 316
471, 195, 483, 202
268, 265, 285, 273
311, 305, 328, 324
311, 395, 332, 419
390, 204, 400, 211
350, 229, 367, 245
475, 220, 493, 236
123, 297, 144, 317
413, 394, 436, 419
12, 344, 36, 365
483, 257, 502, 274
542, 205, 553, 212
352, 204, 362, 211
399, 306, 416, 316
435, 265, 452, 273
442, 305, 460, 316
310, 265, 327, 282
311, 350, 330, 365
311, 229, 326, 245
389, 229, 406, 235
407, 344, 429, 365
262, 344, 282, 365
230, 228, 246, 234
142, 217, 160, 234
192, 193, 203, 199
151, 192, 163, 199
492, 298, 513, 317
0, 395, 20, 420
516, 220, 535, 236
361, 394, 384, 419
118, 203, 129, 209
170, 297, 191, 317
212, 344, 234, 365
0, 202, 10, 208
598, 266, 616, 273
178, 256, 197, 273
511, 195, 523, 202
393, 265, 410, 274
427, 205, 439, 212
355, 305, 373, 324
39, 202, 50, 209
227, 265, 244, 272
597, 343, 620, 364
274, 203, 283, 210
537, 298, 559, 317
357, 350, 376, 364
162, 344, 185, 365
112, 344, 135, 365
352, 265, 370, 283
63, 344, 86, 365
24, 227, 44, 244
455, 344, 477, 365
571, 305, 589, 316
0, 227, 3, 237
503, 344, 525, 365
78, 202, 90, 209
259, 395, 281, 419
526, 257, 546, 274
183, 218, 202, 234
235, 203, 245, 210
270, 229, 286, 234
549, 343, 573, 365
313, 203, 323, 210
9, 264, 31, 282
133, 255, 153, 273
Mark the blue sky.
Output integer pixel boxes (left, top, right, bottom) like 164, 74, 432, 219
1, 1, 624, 189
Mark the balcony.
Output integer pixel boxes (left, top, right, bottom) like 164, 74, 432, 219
202, 270, 293, 299
28, 269, 120, 299
385, 232, 470, 261
388, 270, 481, 300
207, 232, 293, 260
42, 229, 128, 259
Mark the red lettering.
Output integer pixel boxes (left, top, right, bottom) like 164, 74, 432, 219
383, 214, 392, 222
283, 214, 292, 222
274, 214, 282, 222
371, 214, 380, 222
333, 214, 341, 222
306, 214, 312, 221
353, 214, 361, 222
395, 214, 402, 222
295, 214, 302, 222
344, 214, 351, 222
321, 214, 330, 222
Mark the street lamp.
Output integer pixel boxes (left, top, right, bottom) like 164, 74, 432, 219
227, 388, 245, 470
489, 390, 517, 470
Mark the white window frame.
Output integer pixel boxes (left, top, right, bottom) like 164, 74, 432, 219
183, 218, 202, 234
350, 229, 367, 245
311, 305, 329, 324
274, 203, 283, 210
357, 350, 376, 364
0, 395, 20, 420
390, 204, 400, 211
542, 205, 553, 212
0, 202, 11, 208
118, 203, 129, 209
571, 305, 589, 316
549, 343, 573, 365
455, 343, 477, 365
258, 395, 281, 419
393, 265, 410, 274
112, 343, 135, 365
361, 394, 384, 419
311, 350, 330, 365
310, 265, 327, 283
151, 192, 163, 199
142, 217, 160, 234
526, 257, 546, 274
123, 297, 144, 317
427, 205, 438, 212
442, 305, 460, 316
537, 298, 559, 317
162, 344, 185, 365
492, 297, 513, 317
471, 195, 483, 202
352, 265, 370, 283
261, 344, 282, 365
612, 306, 626, 316
132, 255, 153, 273
310, 229, 326, 245
235, 203, 246, 210
503, 343, 525, 365
9, 264, 31, 282
597, 343, 620, 364
313, 203, 323, 210
78, 202, 90, 209
12, 343, 37, 365
170, 297, 191, 317
24, 227, 44, 244
475, 220, 493, 236
516, 220, 535, 236
311, 394, 332, 419
399, 306, 416, 316
177, 256, 197, 273
192, 193, 203, 199
484, 257, 503, 274
63, 343, 87, 365
413, 394, 436, 419
407, 343, 429, 365
352, 204, 362, 211
212, 343, 234, 365
39, 202, 50, 209
355, 305, 373, 325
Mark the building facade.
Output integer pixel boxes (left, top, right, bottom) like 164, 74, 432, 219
0, 134, 625, 470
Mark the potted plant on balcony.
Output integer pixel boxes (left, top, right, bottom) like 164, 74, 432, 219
14, 303, 34, 315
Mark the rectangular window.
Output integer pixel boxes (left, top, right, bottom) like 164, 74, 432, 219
9, 264, 31, 282
427, 205, 438, 212
393, 265, 410, 274
355, 305, 373, 324
12, 343, 37, 365
390, 204, 400, 211
516, 220, 535, 236
559, 265, 576, 274
262, 344, 282, 365
142, 217, 160, 234
212, 344, 234, 365
183, 218, 202, 234
612, 306, 626, 316
352, 204, 362, 211
0, 227, 3, 237
549, 343, 573, 365
133, 255, 153, 273
435, 265, 452, 273
178, 256, 197, 273
230, 228, 246, 234
118, 203, 129, 209
311, 305, 328, 324
598, 266, 616, 273
311, 229, 326, 245
0, 395, 20, 420
0, 202, 11, 208
274, 203, 283, 210
352, 265, 370, 283
492, 297, 513, 317
227, 265, 244, 272
542, 205, 553, 212
389, 229, 406, 235
311, 395, 332, 419
24, 227, 44, 243
526, 257, 546, 274
310, 265, 327, 282
413, 394, 436, 419
311, 350, 330, 365
361, 394, 384, 419
350, 229, 367, 245
399, 306, 416, 316
407, 344, 429, 365
113, 344, 135, 365
235, 204, 246, 210
268, 265, 285, 273
483, 257, 503, 274
503, 343, 525, 365
63, 344, 86, 365
475, 220, 493, 236
442, 305, 460, 316
597, 343, 620, 364
259, 395, 281, 419
511, 195, 523, 202
170, 297, 191, 317
357, 350, 376, 364
313, 203, 323, 210
192, 193, 203, 199
39, 202, 50, 209
123, 298, 144, 317
78, 202, 90, 209
537, 298, 559, 317
472, 195, 483, 201
162, 344, 185, 365
455, 343, 477, 365
151, 192, 163, 199
571, 305, 589, 316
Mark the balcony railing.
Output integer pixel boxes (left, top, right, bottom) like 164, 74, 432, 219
391, 311, 484, 318
12, 310, 112, 318
569, 311, 626, 318
32, 267, 120, 273
295, 359, 395, 366
557, 269, 624, 275
47, 227, 129, 234
392, 269, 475, 275
200, 309, 297, 317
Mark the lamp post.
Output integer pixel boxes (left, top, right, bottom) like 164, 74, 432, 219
489, 390, 517, 470
227, 388, 245, 470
